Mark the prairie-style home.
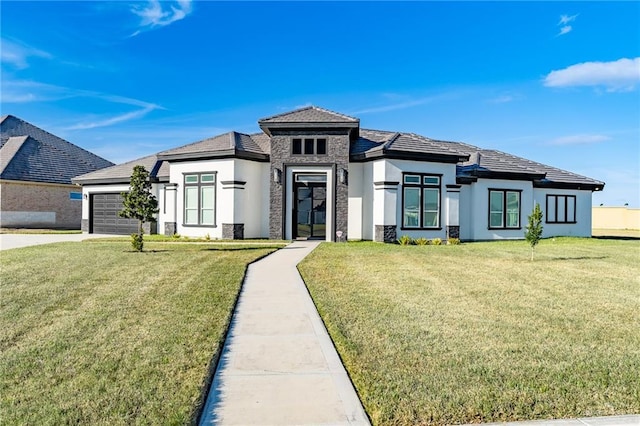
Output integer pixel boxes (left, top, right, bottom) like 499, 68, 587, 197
73, 107, 604, 242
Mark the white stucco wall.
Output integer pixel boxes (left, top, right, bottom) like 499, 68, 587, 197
377, 159, 457, 240
533, 188, 593, 237
234, 160, 269, 238
169, 159, 236, 238
348, 162, 364, 240
463, 178, 533, 241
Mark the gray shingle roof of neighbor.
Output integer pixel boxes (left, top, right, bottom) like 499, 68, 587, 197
72, 154, 169, 185
0, 115, 114, 185
157, 131, 270, 161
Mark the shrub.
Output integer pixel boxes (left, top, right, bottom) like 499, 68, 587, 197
204, 233, 211, 241
414, 237, 429, 246
431, 238, 443, 246
172, 233, 181, 239
448, 238, 461, 245
397, 235, 414, 245
130, 233, 144, 252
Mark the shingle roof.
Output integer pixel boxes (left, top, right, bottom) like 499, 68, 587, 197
72, 154, 169, 185
351, 128, 471, 162
0, 115, 114, 184
259, 106, 359, 124
157, 131, 269, 161
458, 149, 604, 189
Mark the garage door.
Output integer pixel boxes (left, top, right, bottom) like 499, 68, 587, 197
91, 193, 139, 234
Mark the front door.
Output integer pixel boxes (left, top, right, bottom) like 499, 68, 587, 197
293, 174, 327, 239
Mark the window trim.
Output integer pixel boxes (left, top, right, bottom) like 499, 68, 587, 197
291, 137, 328, 156
545, 194, 577, 224
401, 172, 442, 230
487, 188, 522, 230
183, 172, 217, 227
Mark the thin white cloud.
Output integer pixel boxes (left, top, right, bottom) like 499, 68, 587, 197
556, 14, 578, 36
558, 26, 572, 36
544, 58, 640, 92
352, 92, 460, 115
559, 14, 578, 26
1, 38, 52, 69
66, 106, 158, 130
548, 134, 611, 146
130, 0, 192, 36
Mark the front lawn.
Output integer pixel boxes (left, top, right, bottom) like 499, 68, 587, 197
0, 241, 282, 424
299, 238, 640, 425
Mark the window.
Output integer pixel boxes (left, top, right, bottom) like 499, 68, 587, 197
488, 189, 521, 229
184, 172, 216, 226
402, 173, 441, 229
546, 195, 576, 223
292, 138, 327, 155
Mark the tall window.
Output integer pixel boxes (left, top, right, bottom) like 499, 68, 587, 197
546, 195, 576, 223
489, 189, 521, 229
402, 173, 441, 229
292, 138, 327, 155
184, 173, 216, 226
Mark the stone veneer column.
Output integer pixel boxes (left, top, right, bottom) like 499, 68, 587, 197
446, 184, 461, 240
163, 183, 178, 236
373, 181, 399, 243
221, 180, 246, 240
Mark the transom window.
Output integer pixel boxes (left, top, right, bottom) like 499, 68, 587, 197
402, 173, 441, 229
489, 189, 521, 229
184, 172, 216, 226
546, 194, 576, 223
292, 138, 327, 155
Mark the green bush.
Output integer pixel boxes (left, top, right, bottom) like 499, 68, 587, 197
431, 238, 443, 246
130, 233, 144, 252
414, 237, 429, 246
172, 233, 181, 239
397, 235, 414, 245
448, 238, 461, 245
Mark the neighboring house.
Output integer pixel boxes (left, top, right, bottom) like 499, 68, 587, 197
0, 115, 114, 229
73, 106, 604, 241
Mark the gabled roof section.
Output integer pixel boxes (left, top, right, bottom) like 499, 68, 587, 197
157, 131, 269, 162
72, 154, 169, 185
0, 115, 114, 184
351, 129, 471, 163
258, 106, 360, 136
458, 149, 604, 190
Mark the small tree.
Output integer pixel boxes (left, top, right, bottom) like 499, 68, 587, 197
525, 202, 544, 261
119, 165, 159, 252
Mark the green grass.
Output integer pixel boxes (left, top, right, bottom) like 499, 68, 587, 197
0, 240, 283, 424
85, 234, 290, 244
299, 238, 640, 425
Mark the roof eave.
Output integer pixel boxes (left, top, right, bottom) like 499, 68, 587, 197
533, 180, 605, 191
158, 149, 270, 163
259, 121, 359, 137
350, 149, 467, 164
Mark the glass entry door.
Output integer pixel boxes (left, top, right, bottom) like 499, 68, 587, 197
293, 174, 327, 239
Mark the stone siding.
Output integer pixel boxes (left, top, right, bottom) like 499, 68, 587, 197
222, 223, 244, 240
269, 129, 350, 241
446, 225, 460, 240
0, 180, 83, 228
375, 225, 397, 243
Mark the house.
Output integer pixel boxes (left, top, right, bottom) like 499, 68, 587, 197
0, 115, 114, 229
73, 106, 604, 241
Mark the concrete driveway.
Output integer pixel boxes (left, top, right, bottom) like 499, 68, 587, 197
0, 233, 114, 250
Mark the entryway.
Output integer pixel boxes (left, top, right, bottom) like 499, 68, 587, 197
293, 174, 327, 239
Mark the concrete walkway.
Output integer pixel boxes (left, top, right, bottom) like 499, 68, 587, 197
0, 233, 114, 250
199, 240, 370, 425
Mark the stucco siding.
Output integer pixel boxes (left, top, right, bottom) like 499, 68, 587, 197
235, 160, 269, 238
348, 162, 364, 240
0, 180, 83, 228
533, 188, 593, 237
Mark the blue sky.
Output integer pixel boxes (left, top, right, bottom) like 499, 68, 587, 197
2, 1, 639, 207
